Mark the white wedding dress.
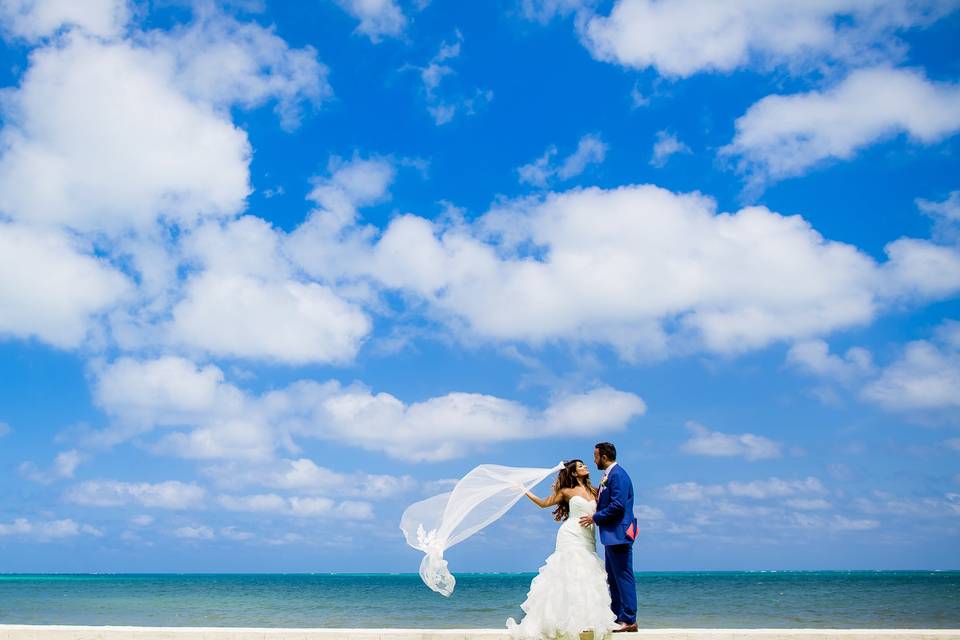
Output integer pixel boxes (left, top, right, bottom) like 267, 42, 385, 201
506, 495, 618, 639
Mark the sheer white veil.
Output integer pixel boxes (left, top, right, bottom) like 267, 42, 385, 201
400, 462, 564, 596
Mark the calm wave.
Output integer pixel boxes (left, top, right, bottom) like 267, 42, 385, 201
1, 572, 958, 628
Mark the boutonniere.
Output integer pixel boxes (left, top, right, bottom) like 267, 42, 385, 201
600, 475, 608, 488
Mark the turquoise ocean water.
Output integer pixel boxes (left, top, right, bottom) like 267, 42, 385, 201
0, 572, 957, 629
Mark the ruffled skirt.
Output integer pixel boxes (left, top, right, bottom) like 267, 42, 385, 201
506, 535, 617, 639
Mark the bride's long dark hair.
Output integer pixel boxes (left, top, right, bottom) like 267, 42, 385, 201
551, 459, 598, 522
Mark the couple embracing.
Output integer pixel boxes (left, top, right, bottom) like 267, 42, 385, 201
507, 442, 639, 638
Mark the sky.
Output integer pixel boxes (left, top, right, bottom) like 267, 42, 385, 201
0, 0, 959, 573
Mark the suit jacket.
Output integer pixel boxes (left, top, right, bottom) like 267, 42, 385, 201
593, 464, 637, 546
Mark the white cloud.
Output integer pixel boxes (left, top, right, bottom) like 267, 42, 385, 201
415, 32, 492, 125
172, 525, 214, 540
861, 321, 960, 412
661, 476, 825, 501
0, 517, 103, 540
634, 504, 665, 521
727, 476, 825, 499
334, 0, 406, 42
331, 184, 960, 360
93, 355, 239, 438
91, 356, 645, 462
220, 526, 253, 541
650, 130, 690, 167
282, 381, 645, 461
786, 498, 832, 511
787, 339, 874, 383
519, 0, 594, 23
0, 34, 251, 235
65, 479, 206, 509
0, 222, 129, 348
151, 8, 330, 132
855, 490, 960, 517
660, 481, 726, 502
518, 133, 608, 187
831, 515, 880, 531
917, 190, 960, 242
680, 420, 782, 461
130, 514, 154, 527
579, 1, 954, 77
167, 271, 370, 365
0, 0, 129, 41
0, 11, 327, 234
722, 67, 960, 186
19, 449, 84, 484
203, 458, 416, 499
218, 493, 287, 513
219, 493, 374, 520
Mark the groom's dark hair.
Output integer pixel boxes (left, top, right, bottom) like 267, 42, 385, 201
595, 442, 616, 461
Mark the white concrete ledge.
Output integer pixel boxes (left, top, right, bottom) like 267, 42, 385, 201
1, 627, 959, 640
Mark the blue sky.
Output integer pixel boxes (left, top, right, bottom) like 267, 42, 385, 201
0, 0, 959, 573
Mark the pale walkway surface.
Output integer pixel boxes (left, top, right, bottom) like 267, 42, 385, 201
2, 627, 960, 640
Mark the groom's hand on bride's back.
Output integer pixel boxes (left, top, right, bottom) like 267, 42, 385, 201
578, 514, 594, 528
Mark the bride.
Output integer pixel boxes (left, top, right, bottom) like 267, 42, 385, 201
506, 459, 618, 639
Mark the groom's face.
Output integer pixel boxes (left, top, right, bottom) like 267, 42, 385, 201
593, 447, 602, 470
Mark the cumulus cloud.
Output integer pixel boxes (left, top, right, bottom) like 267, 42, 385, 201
579, 0, 955, 77
0, 34, 251, 234
518, 133, 608, 187
661, 476, 825, 501
282, 381, 645, 461
0, 7, 330, 235
0, 6, 332, 353
519, 0, 594, 23
149, 8, 331, 132
787, 339, 874, 383
722, 67, 960, 187
65, 479, 206, 509
334, 0, 406, 42
0, 0, 130, 41
303, 183, 960, 360
917, 190, 960, 242
0, 223, 129, 347
172, 525, 214, 540
168, 271, 371, 365
861, 320, 960, 412
91, 356, 645, 462
218, 493, 374, 519
202, 457, 416, 499
19, 449, 84, 484
414, 32, 492, 125
786, 498, 832, 511
650, 130, 690, 167
0, 517, 103, 540
679, 421, 782, 461
219, 526, 253, 541
854, 490, 960, 517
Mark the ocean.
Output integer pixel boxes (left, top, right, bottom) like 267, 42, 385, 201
0, 572, 957, 629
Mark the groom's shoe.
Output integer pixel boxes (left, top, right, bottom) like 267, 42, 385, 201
613, 622, 638, 633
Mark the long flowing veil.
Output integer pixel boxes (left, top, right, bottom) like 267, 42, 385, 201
400, 462, 564, 596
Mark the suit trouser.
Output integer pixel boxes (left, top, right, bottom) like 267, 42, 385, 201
604, 543, 637, 624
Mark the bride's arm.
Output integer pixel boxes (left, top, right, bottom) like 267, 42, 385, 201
523, 489, 564, 509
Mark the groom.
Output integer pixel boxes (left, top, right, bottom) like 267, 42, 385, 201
580, 442, 638, 633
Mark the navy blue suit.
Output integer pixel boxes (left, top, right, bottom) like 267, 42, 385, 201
592, 463, 638, 625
